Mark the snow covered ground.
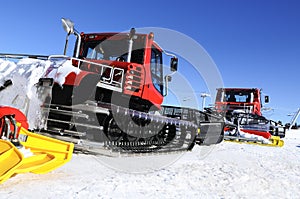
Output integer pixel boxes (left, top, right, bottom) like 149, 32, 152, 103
1, 129, 299, 199
1, 58, 299, 198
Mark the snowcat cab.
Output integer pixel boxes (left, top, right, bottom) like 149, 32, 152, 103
59, 18, 177, 112
215, 88, 268, 116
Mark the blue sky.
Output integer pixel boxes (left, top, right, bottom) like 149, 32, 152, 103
1, 0, 299, 124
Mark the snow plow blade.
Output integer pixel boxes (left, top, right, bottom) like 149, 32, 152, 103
224, 135, 284, 147
18, 125, 74, 173
0, 140, 23, 184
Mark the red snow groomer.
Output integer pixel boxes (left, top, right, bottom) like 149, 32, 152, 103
215, 88, 265, 116
214, 88, 285, 146
39, 18, 224, 154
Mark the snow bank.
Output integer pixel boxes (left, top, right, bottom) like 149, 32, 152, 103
0, 58, 50, 128
43, 58, 81, 86
0, 58, 50, 97
0, 57, 78, 128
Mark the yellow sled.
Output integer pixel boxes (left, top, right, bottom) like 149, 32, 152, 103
0, 125, 74, 184
14, 152, 56, 174
224, 135, 284, 147
17, 125, 74, 174
0, 140, 23, 184
269, 136, 284, 147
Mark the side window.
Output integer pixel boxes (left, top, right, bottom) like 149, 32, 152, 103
83, 41, 105, 60
86, 46, 104, 60
150, 47, 163, 94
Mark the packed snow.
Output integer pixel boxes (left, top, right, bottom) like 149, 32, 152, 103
0, 130, 299, 198
0, 57, 78, 129
1, 58, 300, 198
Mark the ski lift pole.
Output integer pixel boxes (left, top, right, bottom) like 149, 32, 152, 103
289, 108, 300, 130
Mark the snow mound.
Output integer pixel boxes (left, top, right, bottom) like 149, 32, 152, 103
0, 57, 79, 128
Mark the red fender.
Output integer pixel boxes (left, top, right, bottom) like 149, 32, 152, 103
0, 106, 28, 137
240, 129, 272, 139
224, 126, 272, 139
64, 71, 96, 86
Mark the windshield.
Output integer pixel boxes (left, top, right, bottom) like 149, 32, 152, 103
224, 91, 254, 103
150, 46, 163, 94
82, 35, 146, 64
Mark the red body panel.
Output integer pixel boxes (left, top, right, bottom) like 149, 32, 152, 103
139, 36, 163, 109
224, 127, 272, 139
240, 129, 272, 139
69, 32, 164, 110
64, 71, 94, 86
215, 88, 262, 116
0, 106, 28, 136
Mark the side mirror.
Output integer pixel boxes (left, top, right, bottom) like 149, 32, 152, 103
61, 18, 75, 34
166, 75, 172, 82
264, 96, 269, 103
129, 28, 136, 39
170, 57, 178, 72
61, 18, 81, 57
